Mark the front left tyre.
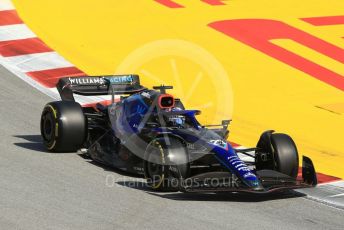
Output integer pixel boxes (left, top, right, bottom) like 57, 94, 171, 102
40, 101, 86, 152
143, 136, 190, 191
256, 131, 299, 178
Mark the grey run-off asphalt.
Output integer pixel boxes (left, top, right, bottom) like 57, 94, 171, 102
0, 65, 343, 230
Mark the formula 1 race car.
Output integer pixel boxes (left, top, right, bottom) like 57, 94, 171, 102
40, 75, 317, 193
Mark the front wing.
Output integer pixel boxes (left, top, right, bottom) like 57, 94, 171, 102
179, 156, 317, 194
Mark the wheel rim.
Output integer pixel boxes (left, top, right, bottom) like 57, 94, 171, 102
42, 112, 54, 142
146, 143, 165, 188
148, 151, 164, 177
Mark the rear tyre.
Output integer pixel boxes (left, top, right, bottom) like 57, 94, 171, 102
144, 137, 189, 191
271, 133, 299, 178
40, 101, 86, 152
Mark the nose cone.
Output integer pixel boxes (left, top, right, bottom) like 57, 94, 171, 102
214, 145, 264, 190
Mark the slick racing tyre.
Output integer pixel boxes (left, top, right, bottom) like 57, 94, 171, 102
144, 136, 189, 191
271, 133, 299, 179
40, 101, 86, 152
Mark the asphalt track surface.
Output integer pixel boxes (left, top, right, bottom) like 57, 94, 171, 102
0, 65, 343, 230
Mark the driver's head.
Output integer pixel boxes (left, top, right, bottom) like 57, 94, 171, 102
168, 115, 185, 127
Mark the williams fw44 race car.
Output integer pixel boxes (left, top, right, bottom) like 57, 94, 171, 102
40, 75, 317, 193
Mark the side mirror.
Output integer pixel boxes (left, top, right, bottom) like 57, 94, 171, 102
222, 120, 231, 139
222, 120, 231, 129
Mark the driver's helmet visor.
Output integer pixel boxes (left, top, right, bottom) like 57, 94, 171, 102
168, 115, 185, 127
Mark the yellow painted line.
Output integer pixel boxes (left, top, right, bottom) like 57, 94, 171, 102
13, 0, 344, 178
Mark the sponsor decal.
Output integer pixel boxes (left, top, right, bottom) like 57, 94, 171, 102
209, 18, 344, 91
228, 155, 252, 173
187, 143, 196, 150
105, 75, 134, 84
141, 91, 151, 99
68, 75, 134, 86
187, 142, 208, 152
209, 139, 228, 149
136, 105, 146, 115
234, 163, 246, 169
133, 167, 144, 172
237, 167, 251, 172
154, 0, 343, 91
243, 172, 256, 179
69, 77, 105, 85
169, 165, 179, 173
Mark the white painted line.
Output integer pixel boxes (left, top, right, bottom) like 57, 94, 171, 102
0, 24, 36, 42
297, 180, 344, 209
329, 193, 344, 198
317, 179, 344, 186
2, 52, 74, 72
325, 180, 344, 188
0, 0, 14, 11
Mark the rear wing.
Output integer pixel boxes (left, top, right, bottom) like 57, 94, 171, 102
56, 75, 146, 101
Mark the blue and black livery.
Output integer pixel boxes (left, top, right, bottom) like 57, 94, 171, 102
40, 75, 317, 193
